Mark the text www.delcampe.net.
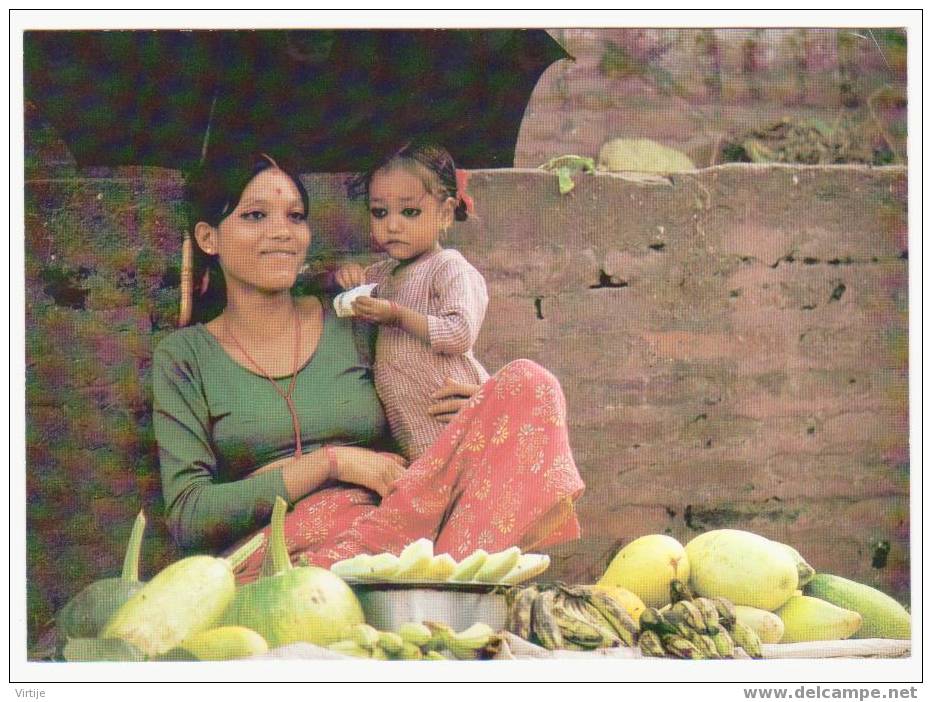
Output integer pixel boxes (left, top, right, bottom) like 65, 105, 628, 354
744, 687, 918, 700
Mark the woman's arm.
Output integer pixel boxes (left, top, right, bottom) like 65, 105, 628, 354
153, 344, 294, 552
253, 446, 407, 500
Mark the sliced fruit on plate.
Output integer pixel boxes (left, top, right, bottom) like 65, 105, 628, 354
394, 538, 435, 579
447, 549, 488, 582
500, 553, 551, 585
473, 546, 522, 583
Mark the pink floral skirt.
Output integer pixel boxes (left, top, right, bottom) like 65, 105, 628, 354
233, 359, 585, 583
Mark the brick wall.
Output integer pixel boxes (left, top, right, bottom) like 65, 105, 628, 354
24, 163, 908, 649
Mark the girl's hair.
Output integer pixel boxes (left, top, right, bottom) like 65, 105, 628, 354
346, 141, 470, 222
183, 149, 311, 323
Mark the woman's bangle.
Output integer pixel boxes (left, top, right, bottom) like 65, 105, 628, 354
324, 445, 339, 480
389, 301, 401, 326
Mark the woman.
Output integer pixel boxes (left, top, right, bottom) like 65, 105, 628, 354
153, 149, 585, 582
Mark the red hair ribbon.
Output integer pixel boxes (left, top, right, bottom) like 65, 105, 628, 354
199, 269, 211, 295
455, 169, 475, 216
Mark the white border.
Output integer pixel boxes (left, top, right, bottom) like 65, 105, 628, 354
8, 8, 924, 691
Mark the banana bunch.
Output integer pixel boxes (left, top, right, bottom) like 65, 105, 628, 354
637, 580, 764, 659
326, 622, 501, 661
331, 539, 551, 586
507, 584, 640, 651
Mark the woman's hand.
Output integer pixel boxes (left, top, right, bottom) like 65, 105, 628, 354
335, 263, 366, 290
332, 446, 408, 498
428, 378, 480, 423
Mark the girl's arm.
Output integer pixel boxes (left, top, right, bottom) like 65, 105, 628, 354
351, 258, 488, 354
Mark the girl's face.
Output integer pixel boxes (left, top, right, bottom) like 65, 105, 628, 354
195, 168, 311, 295
368, 165, 454, 262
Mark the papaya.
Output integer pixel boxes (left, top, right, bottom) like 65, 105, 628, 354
221, 496, 365, 648
57, 511, 147, 638
685, 529, 798, 611
774, 541, 816, 587
598, 534, 689, 608
775, 594, 862, 643
805, 573, 910, 640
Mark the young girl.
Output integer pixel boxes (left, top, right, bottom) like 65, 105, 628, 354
336, 143, 489, 460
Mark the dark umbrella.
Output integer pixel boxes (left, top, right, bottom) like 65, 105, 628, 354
25, 28, 569, 325
24, 28, 569, 171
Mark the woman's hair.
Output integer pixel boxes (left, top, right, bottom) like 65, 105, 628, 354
346, 141, 470, 222
182, 149, 310, 323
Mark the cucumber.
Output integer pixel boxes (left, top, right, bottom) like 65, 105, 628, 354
805, 573, 911, 640
100, 532, 264, 657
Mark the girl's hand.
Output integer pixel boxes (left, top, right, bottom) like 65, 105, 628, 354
352, 296, 398, 325
335, 263, 366, 290
332, 446, 408, 498
428, 378, 481, 423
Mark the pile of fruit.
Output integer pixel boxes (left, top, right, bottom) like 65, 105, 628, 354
330, 539, 550, 585
326, 622, 501, 661
591, 531, 910, 649
506, 580, 760, 659
50, 498, 910, 662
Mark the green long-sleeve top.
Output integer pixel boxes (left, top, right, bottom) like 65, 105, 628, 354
152, 299, 390, 553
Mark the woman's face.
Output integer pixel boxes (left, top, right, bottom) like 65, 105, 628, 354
198, 168, 311, 295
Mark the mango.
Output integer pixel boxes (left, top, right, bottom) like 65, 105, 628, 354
775, 594, 862, 643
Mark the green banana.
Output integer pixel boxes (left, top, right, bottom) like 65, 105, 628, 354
672, 600, 707, 633
711, 629, 736, 658
670, 578, 696, 604
551, 594, 605, 648
448, 622, 496, 660
348, 623, 381, 650
397, 622, 432, 648
684, 627, 721, 659
509, 586, 539, 640
731, 621, 764, 659
531, 590, 564, 650
712, 596, 738, 630
424, 650, 447, 661
570, 597, 623, 647
639, 607, 679, 637
377, 631, 405, 656
424, 621, 456, 652
399, 642, 423, 660
661, 634, 705, 660
585, 588, 640, 638
578, 598, 632, 647
638, 629, 667, 657
661, 607, 695, 638
693, 598, 722, 635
